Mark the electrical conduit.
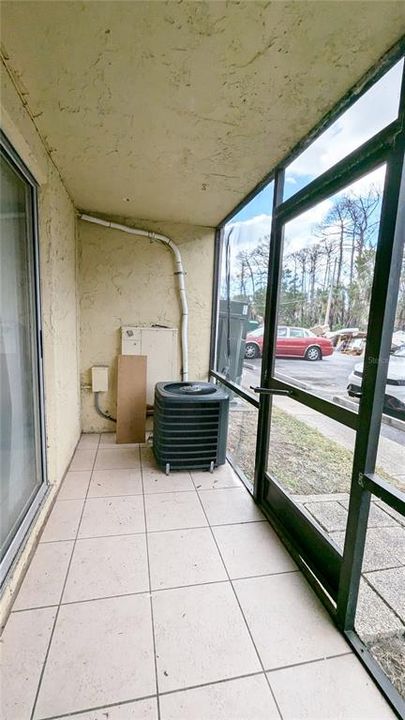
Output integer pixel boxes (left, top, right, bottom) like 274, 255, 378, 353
79, 214, 189, 381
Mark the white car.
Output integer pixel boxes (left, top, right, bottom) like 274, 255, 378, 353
347, 345, 405, 418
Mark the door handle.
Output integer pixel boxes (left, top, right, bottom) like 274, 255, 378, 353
348, 389, 362, 398
250, 386, 293, 396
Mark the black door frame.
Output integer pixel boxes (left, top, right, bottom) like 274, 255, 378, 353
210, 42, 405, 716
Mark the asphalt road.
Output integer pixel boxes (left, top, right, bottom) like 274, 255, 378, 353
242, 351, 404, 447
243, 352, 359, 402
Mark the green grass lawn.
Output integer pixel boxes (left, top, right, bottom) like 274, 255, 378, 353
228, 403, 398, 495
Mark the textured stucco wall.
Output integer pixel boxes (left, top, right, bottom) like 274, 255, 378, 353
1, 61, 81, 603
38, 174, 80, 481
79, 217, 214, 431
1, 65, 81, 484
2, 2, 404, 226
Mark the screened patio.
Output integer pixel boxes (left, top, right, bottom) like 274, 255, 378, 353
1, 3, 404, 719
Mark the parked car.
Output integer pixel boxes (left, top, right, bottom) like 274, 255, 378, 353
246, 319, 260, 333
244, 325, 334, 361
347, 345, 405, 417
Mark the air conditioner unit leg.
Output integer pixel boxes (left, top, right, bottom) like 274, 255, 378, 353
165, 462, 170, 476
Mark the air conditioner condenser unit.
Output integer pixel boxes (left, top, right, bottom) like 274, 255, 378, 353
153, 382, 229, 474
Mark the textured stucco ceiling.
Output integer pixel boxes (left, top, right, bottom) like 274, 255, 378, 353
1, 1, 404, 226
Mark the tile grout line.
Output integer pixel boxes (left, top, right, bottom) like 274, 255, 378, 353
57, 480, 247, 499
57, 489, 189, 501
12, 568, 301, 614
55, 485, 245, 501
36, 693, 158, 720
36, 650, 358, 719
39, 669, 276, 720
56, 474, 244, 495
29, 433, 102, 720
24, 448, 359, 720
189, 471, 285, 720
139, 444, 162, 720
37, 517, 268, 545
265, 650, 354, 675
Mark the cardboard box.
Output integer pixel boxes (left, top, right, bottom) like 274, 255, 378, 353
116, 354, 147, 443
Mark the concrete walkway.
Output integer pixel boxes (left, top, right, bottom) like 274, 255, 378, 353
292, 493, 404, 640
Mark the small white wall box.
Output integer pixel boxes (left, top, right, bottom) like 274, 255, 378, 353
121, 326, 178, 404
91, 365, 109, 393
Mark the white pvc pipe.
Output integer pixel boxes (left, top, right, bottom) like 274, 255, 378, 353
80, 213, 189, 381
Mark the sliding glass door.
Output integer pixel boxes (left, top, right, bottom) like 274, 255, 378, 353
1, 134, 46, 583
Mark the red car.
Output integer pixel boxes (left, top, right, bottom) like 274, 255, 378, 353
244, 325, 334, 361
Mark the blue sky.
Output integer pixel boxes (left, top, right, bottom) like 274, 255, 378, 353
232, 173, 311, 223
232, 182, 273, 223
226, 57, 403, 244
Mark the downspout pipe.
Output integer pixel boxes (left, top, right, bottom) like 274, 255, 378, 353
80, 213, 189, 381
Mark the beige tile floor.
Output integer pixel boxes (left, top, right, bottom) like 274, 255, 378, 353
1, 434, 396, 720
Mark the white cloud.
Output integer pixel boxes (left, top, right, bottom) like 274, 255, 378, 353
284, 165, 386, 254
221, 61, 398, 302
225, 213, 272, 260
285, 59, 403, 183
223, 59, 399, 265
284, 199, 332, 253
223, 162, 386, 265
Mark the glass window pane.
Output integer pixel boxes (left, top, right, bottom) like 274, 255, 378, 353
266, 394, 381, 568
267, 395, 355, 506
274, 165, 386, 411
354, 176, 404, 697
214, 380, 258, 491
284, 58, 403, 201
227, 395, 258, 491
376, 244, 405, 491
215, 182, 273, 394
267, 394, 392, 521
355, 499, 404, 699
1, 154, 42, 560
